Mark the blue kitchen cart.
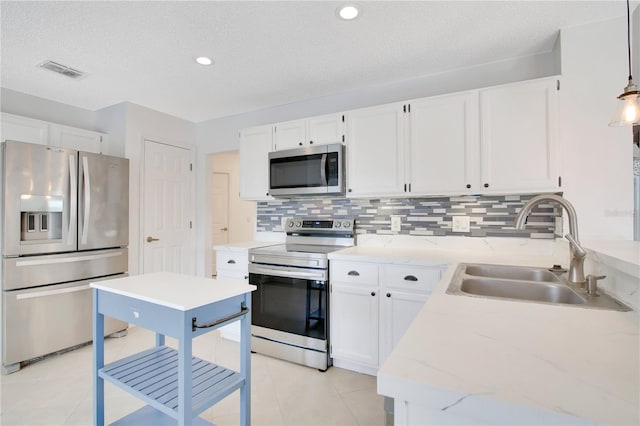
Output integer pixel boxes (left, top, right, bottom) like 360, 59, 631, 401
92, 272, 255, 426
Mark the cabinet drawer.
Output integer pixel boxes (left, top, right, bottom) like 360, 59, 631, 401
380, 265, 443, 292
331, 261, 378, 284
215, 251, 248, 273
216, 269, 249, 282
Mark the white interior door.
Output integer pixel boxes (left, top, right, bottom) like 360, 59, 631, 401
211, 171, 230, 276
143, 140, 193, 274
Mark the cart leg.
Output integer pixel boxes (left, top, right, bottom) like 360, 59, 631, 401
178, 319, 193, 425
93, 289, 105, 426
240, 295, 252, 425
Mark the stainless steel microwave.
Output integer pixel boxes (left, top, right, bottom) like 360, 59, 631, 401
268, 143, 345, 197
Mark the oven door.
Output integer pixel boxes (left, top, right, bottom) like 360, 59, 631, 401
249, 263, 328, 341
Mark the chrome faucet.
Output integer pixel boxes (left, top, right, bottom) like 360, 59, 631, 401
514, 194, 587, 286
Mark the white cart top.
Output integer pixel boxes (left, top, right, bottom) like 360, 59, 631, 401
90, 272, 256, 311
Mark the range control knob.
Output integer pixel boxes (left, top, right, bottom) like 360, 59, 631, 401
335, 222, 341, 228
295, 221, 302, 228
343, 221, 351, 228
288, 221, 294, 228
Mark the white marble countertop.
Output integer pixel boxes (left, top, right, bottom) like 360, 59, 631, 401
213, 241, 280, 251
329, 243, 639, 425
90, 272, 256, 311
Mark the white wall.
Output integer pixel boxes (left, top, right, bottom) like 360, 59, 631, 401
95, 102, 196, 275
1, 87, 95, 130
559, 16, 635, 240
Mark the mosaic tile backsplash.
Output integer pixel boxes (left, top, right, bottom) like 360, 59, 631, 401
257, 194, 560, 238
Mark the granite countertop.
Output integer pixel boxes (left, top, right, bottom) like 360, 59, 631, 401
329, 244, 639, 425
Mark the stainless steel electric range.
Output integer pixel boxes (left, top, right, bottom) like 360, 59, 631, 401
248, 217, 355, 371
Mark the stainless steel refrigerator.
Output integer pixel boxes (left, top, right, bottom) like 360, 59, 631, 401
1, 140, 129, 374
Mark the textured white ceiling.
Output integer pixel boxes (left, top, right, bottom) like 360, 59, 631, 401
0, 1, 635, 122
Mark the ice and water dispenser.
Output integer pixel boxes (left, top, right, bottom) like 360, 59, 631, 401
20, 195, 63, 243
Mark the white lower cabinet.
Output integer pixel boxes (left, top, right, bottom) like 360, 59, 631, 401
331, 282, 380, 370
379, 290, 429, 366
330, 260, 443, 375
215, 248, 250, 342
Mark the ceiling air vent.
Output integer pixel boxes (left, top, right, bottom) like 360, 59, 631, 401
39, 60, 87, 80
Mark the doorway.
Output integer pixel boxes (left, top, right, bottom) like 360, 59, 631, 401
210, 151, 255, 276
211, 171, 230, 275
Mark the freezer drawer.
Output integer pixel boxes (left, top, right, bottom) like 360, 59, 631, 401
2, 276, 128, 367
2, 248, 128, 291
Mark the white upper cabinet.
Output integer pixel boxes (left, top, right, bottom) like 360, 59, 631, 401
479, 77, 560, 193
407, 92, 479, 195
1, 113, 106, 154
346, 102, 405, 197
1, 113, 49, 145
238, 76, 561, 199
239, 124, 273, 200
50, 123, 104, 153
273, 113, 344, 151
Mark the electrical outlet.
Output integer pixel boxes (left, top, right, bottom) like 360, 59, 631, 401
390, 216, 402, 232
452, 216, 471, 233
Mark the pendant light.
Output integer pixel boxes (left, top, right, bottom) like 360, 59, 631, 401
610, 0, 640, 126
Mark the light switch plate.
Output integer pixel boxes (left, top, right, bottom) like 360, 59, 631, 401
452, 216, 471, 232
390, 216, 402, 232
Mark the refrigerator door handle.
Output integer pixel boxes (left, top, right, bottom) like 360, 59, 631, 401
81, 155, 91, 245
68, 154, 77, 246
16, 284, 90, 300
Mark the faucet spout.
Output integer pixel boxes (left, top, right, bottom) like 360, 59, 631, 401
514, 194, 586, 285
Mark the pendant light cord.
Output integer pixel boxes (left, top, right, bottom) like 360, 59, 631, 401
627, 0, 632, 81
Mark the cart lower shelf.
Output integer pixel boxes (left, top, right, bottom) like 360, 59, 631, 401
99, 346, 243, 422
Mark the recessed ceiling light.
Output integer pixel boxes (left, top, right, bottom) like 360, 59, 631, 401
337, 5, 359, 20
195, 56, 213, 66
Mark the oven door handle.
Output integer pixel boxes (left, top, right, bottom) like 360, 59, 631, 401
250, 264, 326, 280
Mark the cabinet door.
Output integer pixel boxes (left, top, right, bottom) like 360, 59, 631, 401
215, 249, 249, 342
273, 120, 306, 151
1, 113, 49, 145
239, 125, 273, 200
479, 78, 560, 193
330, 282, 379, 368
346, 103, 406, 197
408, 92, 479, 195
50, 124, 103, 153
379, 290, 428, 365
307, 113, 343, 147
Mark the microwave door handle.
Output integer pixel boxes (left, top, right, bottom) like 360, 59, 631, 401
68, 154, 77, 246
320, 153, 328, 186
81, 155, 91, 245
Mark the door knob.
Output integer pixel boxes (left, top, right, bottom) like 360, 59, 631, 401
146, 236, 159, 243
220, 227, 228, 231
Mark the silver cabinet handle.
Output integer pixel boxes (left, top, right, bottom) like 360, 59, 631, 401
404, 275, 418, 281
146, 236, 159, 243
220, 227, 228, 231
347, 270, 360, 276
227, 259, 236, 264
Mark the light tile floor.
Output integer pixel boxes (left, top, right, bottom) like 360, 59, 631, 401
0, 326, 385, 425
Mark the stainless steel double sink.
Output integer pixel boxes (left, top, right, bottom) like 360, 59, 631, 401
446, 263, 631, 311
